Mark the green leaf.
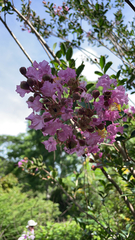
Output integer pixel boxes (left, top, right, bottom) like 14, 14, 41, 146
69, 59, 75, 68
53, 42, 57, 52
95, 71, 103, 76
86, 83, 94, 91
95, 3, 99, 11
60, 59, 67, 69
116, 70, 121, 79
104, 61, 113, 73
99, 56, 105, 69
60, 42, 66, 55
66, 47, 73, 61
130, 130, 135, 138
76, 64, 85, 78
105, 121, 112, 127
78, 101, 92, 109
56, 50, 62, 58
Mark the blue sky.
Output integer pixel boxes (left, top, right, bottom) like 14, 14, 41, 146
0, 0, 135, 136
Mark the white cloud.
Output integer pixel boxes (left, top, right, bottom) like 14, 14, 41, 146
73, 48, 100, 82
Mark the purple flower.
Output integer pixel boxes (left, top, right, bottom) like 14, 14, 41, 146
111, 86, 128, 107
42, 119, 62, 136
40, 81, 56, 98
16, 85, 30, 97
26, 112, 45, 130
58, 68, 76, 84
27, 95, 43, 112
96, 75, 117, 92
104, 110, 120, 122
57, 125, 72, 142
107, 123, 123, 143
42, 137, 57, 152
26, 60, 52, 81
130, 106, 135, 114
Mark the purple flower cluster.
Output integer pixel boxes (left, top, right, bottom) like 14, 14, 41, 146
16, 60, 129, 157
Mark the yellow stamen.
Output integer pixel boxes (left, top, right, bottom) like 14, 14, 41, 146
97, 128, 106, 138
109, 102, 121, 111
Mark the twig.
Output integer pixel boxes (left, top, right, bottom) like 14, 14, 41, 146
10, 4, 61, 65
0, 16, 33, 65
101, 167, 135, 219
42, 169, 116, 238
125, 0, 135, 11
27, 168, 116, 238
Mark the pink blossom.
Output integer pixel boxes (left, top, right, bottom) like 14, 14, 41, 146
65, 6, 69, 11
42, 137, 57, 152
18, 161, 23, 167
124, 109, 129, 114
58, 6, 62, 10
86, 31, 91, 37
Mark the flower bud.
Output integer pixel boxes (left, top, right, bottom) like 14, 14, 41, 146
103, 91, 112, 100
91, 165, 96, 171
85, 109, 93, 117
19, 67, 26, 75
79, 139, 85, 146
73, 116, 78, 122
20, 81, 29, 90
92, 90, 100, 99
66, 138, 77, 149
73, 92, 81, 100
28, 96, 34, 102
104, 101, 109, 107
87, 126, 95, 133
96, 123, 104, 130
42, 74, 53, 83
27, 78, 35, 86
78, 108, 85, 115
38, 81, 44, 88
44, 117, 52, 122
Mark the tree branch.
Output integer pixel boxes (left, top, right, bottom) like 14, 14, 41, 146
10, 4, 61, 65
125, 0, 135, 11
101, 168, 135, 219
0, 16, 33, 65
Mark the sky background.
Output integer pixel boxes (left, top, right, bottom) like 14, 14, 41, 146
0, 0, 135, 136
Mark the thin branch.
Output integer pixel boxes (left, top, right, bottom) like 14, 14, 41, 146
28, 168, 116, 238
125, 0, 135, 11
115, 141, 128, 161
0, 16, 33, 65
10, 4, 61, 65
101, 168, 135, 219
38, 38, 52, 62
